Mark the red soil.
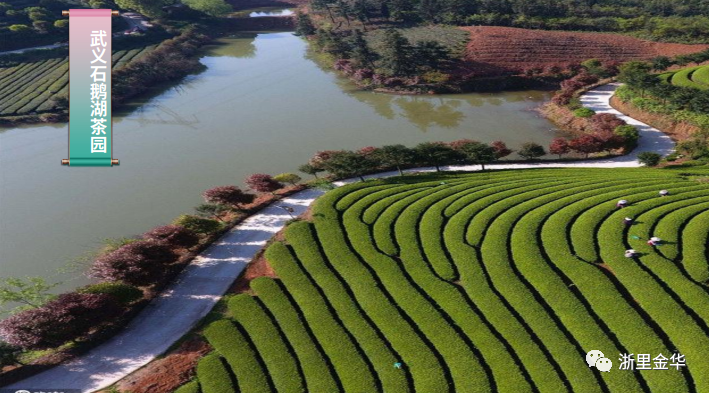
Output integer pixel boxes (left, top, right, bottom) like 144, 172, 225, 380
113, 339, 211, 393
461, 26, 709, 76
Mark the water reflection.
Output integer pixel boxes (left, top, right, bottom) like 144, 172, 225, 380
203, 32, 257, 58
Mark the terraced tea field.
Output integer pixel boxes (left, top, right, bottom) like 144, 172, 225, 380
0, 45, 155, 117
659, 65, 709, 90
179, 168, 709, 393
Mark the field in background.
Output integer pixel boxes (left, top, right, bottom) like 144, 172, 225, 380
462, 26, 709, 76
0, 45, 156, 117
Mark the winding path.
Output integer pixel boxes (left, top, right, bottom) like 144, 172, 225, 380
5, 83, 674, 392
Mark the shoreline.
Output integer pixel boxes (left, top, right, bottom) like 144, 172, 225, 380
3, 83, 675, 392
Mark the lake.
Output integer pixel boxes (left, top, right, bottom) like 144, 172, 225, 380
0, 31, 562, 294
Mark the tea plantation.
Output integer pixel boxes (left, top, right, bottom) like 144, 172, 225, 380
178, 167, 709, 393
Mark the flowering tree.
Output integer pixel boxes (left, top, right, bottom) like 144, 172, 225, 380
245, 174, 283, 194
569, 135, 603, 158
202, 185, 255, 210
593, 130, 627, 153
308, 150, 343, 170
491, 140, 512, 159
89, 240, 178, 286
591, 113, 625, 133
0, 293, 121, 349
143, 225, 199, 248
549, 138, 570, 158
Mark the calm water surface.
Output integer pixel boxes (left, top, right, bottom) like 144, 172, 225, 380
0, 32, 562, 292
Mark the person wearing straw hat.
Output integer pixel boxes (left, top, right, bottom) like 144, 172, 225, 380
648, 237, 662, 246
625, 249, 637, 258
623, 217, 634, 226
617, 199, 628, 208
659, 190, 669, 197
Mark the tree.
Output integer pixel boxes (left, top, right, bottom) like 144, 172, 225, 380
581, 58, 606, 77
378, 29, 415, 76
308, 150, 343, 170
273, 173, 302, 186
0, 277, 58, 312
651, 56, 673, 71
53, 19, 69, 30
90, 241, 179, 286
182, 0, 232, 16
0, 341, 21, 367
114, 0, 167, 18
414, 142, 462, 171
413, 40, 450, 70
245, 174, 283, 193
78, 282, 143, 305
549, 138, 570, 158
295, 11, 316, 36
518, 142, 546, 160
374, 144, 416, 175
298, 163, 324, 178
593, 130, 627, 153
638, 152, 662, 167
194, 203, 231, 221
461, 141, 497, 171
614, 125, 639, 143
143, 225, 199, 248
202, 185, 255, 209
491, 140, 512, 159
321, 151, 378, 181
349, 29, 378, 68
0, 293, 121, 350
569, 135, 603, 158
591, 113, 625, 133
617, 61, 656, 95
173, 215, 222, 235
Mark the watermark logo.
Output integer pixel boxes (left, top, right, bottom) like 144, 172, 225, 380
586, 350, 613, 372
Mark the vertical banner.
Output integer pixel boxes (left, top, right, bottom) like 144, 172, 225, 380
64, 9, 118, 167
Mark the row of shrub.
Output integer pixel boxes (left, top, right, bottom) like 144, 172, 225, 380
182, 167, 709, 392
598, 186, 709, 391
0, 172, 303, 362
345, 179, 544, 391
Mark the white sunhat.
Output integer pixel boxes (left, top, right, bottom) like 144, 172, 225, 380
651, 237, 662, 242
625, 217, 633, 221
660, 190, 669, 195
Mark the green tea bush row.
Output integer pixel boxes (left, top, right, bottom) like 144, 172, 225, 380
228, 294, 305, 393
384, 184, 537, 392
195, 353, 237, 393
511, 183, 654, 393
598, 199, 709, 392
174, 379, 201, 393
643, 200, 709, 266
540, 183, 687, 392
203, 320, 272, 393
681, 209, 709, 283
288, 218, 446, 392
478, 182, 616, 391
249, 277, 341, 393
265, 240, 381, 392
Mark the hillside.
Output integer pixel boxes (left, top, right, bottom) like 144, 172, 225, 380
462, 26, 709, 76
178, 167, 709, 393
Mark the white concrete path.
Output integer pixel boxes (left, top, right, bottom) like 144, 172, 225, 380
5, 83, 673, 392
